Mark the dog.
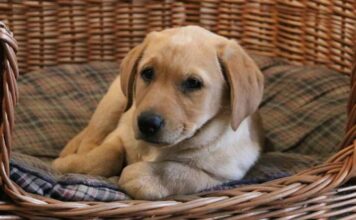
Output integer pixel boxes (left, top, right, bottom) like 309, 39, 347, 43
53, 26, 264, 200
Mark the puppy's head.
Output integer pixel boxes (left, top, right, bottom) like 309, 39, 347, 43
120, 26, 264, 146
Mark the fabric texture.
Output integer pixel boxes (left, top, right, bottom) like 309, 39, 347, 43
11, 55, 350, 201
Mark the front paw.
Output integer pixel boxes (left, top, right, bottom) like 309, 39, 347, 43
118, 162, 169, 200
52, 157, 68, 173
52, 155, 80, 174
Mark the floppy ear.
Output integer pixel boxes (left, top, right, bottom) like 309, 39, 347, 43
120, 42, 147, 111
218, 40, 264, 131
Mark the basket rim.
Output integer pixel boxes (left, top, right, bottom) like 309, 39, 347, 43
0, 23, 355, 218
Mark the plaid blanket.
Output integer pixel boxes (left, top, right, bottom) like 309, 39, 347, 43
10, 55, 350, 201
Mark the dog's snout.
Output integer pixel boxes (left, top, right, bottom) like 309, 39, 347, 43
138, 112, 164, 136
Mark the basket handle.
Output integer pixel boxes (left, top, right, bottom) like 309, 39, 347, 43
0, 22, 19, 187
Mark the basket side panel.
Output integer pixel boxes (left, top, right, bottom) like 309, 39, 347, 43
0, 0, 355, 74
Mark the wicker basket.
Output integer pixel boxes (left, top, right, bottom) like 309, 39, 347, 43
0, 0, 355, 219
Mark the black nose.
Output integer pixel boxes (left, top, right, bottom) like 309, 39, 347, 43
138, 112, 164, 136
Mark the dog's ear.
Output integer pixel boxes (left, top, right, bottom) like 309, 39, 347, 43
120, 42, 147, 111
217, 40, 264, 131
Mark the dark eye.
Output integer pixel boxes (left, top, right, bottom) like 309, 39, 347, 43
141, 67, 154, 82
181, 77, 203, 92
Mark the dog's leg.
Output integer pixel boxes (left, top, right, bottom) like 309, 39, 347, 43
60, 76, 127, 156
118, 161, 222, 200
59, 129, 86, 157
53, 134, 125, 177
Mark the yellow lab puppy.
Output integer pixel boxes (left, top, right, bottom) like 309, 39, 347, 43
53, 26, 264, 200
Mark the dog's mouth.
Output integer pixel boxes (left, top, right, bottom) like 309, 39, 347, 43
134, 121, 201, 148
137, 125, 201, 148
136, 135, 173, 147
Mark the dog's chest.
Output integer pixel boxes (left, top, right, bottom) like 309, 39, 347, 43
117, 108, 261, 181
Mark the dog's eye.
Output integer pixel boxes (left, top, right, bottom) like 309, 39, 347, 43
141, 67, 155, 82
181, 77, 203, 92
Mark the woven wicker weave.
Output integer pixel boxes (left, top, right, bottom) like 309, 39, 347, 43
0, 0, 355, 219
0, 0, 355, 74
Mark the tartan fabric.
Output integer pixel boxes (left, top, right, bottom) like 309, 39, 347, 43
257, 58, 349, 158
10, 55, 349, 201
11, 152, 129, 201
13, 62, 118, 160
